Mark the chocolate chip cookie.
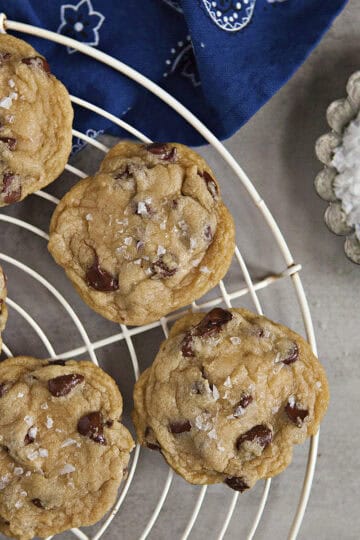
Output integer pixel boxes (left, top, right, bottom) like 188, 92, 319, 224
0, 34, 73, 206
0, 266, 7, 352
0, 356, 134, 539
133, 307, 329, 491
48, 142, 235, 325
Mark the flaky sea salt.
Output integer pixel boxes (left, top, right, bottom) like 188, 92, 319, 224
332, 114, 360, 241
85, 213, 93, 221
208, 428, 217, 439
17, 392, 25, 398
14, 500, 23, 509
316, 381, 322, 389
14, 467, 24, 476
223, 376, 232, 388
0, 474, 10, 490
26, 449, 39, 461
288, 395, 296, 407
194, 412, 212, 431
157, 245, 166, 256
199, 266, 211, 274
136, 201, 148, 215
190, 237, 197, 249
24, 415, 34, 426
211, 384, 220, 401
45, 416, 54, 429
233, 405, 245, 417
124, 236, 132, 245
230, 336, 241, 345
28, 426, 38, 440
38, 448, 48, 458
59, 464, 76, 475
192, 258, 202, 267
40, 403, 49, 410
61, 438, 80, 448
8, 79, 15, 88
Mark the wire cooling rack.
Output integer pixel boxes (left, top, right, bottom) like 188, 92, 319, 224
0, 13, 320, 540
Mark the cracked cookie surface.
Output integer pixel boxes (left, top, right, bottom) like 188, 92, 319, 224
0, 34, 73, 206
133, 308, 329, 491
0, 266, 7, 353
0, 356, 134, 540
48, 142, 235, 325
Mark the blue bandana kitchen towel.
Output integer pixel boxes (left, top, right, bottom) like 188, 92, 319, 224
0, 0, 347, 148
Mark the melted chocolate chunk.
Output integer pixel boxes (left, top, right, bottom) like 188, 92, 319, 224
224, 476, 249, 492
86, 256, 119, 292
78, 412, 106, 444
105, 420, 114, 428
1, 172, 21, 204
169, 420, 191, 434
194, 308, 233, 337
48, 359, 67, 366
31, 498, 44, 509
236, 425, 272, 451
150, 257, 177, 279
236, 394, 253, 410
198, 170, 218, 198
204, 225, 213, 242
181, 333, 194, 357
145, 426, 161, 450
24, 430, 35, 445
144, 143, 177, 161
285, 400, 309, 427
281, 342, 299, 365
0, 137, 16, 151
48, 373, 84, 397
22, 56, 51, 73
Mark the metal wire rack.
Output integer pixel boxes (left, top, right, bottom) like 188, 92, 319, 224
0, 13, 320, 540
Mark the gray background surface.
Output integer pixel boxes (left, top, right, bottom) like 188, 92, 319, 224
0, 1, 359, 539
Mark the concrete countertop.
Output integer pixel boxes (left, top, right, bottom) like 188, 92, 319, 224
0, 1, 358, 538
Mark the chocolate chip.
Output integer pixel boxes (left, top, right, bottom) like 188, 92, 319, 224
1, 172, 21, 204
172, 199, 178, 209
276, 339, 299, 365
169, 420, 191, 434
236, 394, 253, 410
181, 333, 194, 357
285, 400, 308, 427
105, 420, 114, 428
48, 374, 84, 397
145, 143, 177, 161
204, 225, 213, 242
2, 446, 9, 453
0, 137, 16, 151
86, 256, 119, 292
224, 476, 249, 492
77, 411, 106, 445
24, 430, 35, 445
150, 257, 177, 278
236, 425, 272, 451
48, 359, 67, 366
0, 383, 10, 397
22, 56, 51, 73
31, 498, 44, 509
198, 170, 218, 199
146, 442, 161, 451
194, 308, 233, 337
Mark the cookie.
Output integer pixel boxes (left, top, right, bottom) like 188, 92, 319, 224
0, 34, 73, 206
0, 356, 134, 539
133, 307, 329, 491
48, 142, 235, 325
0, 266, 7, 352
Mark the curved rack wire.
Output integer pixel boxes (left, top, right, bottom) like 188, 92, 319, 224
0, 13, 319, 540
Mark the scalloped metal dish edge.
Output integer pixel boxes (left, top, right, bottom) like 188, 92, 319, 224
315, 71, 360, 265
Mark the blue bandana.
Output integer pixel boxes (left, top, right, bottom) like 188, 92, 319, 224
1, 0, 347, 149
